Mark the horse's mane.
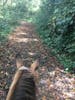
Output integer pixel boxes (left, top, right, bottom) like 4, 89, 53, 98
12, 70, 36, 100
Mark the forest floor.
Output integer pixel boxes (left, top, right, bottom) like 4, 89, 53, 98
0, 22, 75, 100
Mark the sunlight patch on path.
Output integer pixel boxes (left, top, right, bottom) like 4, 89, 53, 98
28, 52, 37, 56
9, 37, 39, 43
15, 32, 28, 35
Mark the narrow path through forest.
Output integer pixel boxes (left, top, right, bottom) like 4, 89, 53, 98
0, 22, 75, 100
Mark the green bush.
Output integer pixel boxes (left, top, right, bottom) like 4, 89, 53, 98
35, 0, 75, 73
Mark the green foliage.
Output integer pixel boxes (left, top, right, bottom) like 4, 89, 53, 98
0, 0, 36, 42
35, 0, 75, 73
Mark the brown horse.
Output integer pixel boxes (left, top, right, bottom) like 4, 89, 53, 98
6, 54, 39, 100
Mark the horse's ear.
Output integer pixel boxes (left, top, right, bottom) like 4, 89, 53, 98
15, 53, 23, 69
30, 60, 39, 72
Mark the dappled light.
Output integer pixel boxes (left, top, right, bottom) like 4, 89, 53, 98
16, 32, 28, 35
9, 36, 39, 43
0, 21, 75, 100
28, 52, 37, 56
8, 23, 39, 43
0, 0, 75, 100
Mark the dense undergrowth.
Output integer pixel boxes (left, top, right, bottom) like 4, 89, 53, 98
34, 0, 75, 73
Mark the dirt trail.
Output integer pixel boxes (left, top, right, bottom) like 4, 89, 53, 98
0, 22, 75, 100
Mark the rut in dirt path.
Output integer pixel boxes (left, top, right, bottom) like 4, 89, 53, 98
0, 22, 75, 100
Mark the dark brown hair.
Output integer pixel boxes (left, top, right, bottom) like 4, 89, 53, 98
12, 70, 36, 100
